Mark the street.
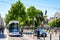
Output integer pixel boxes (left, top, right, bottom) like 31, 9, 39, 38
0, 0, 60, 40
0, 29, 59, 40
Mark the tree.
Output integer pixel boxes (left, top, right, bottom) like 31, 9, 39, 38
26, 6, 37, 26
27, 6, 44, 27
27, 6, 38, 18
5, 1, 44, 27
48, 18, 60, 28
5, 0, 26, 25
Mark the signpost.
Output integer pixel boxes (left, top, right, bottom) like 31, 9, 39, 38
59, 34, 60, 40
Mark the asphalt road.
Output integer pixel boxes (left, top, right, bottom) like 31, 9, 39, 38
0, 29, 59, 40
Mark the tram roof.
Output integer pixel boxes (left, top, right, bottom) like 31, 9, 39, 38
8, 20, 19, 24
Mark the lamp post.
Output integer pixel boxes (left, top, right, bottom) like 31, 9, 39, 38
54, 17, 57, 34
32, 17, 35, 30
36, 14, 41, 28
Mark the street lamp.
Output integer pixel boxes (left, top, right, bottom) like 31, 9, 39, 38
36, 14, 41, 28
32, 17, 35, 30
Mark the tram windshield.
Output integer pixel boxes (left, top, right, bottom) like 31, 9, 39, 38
9, 23, 19, 32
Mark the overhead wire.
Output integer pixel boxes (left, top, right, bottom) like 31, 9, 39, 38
0, 0, 60, 10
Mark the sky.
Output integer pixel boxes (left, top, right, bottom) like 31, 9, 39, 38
0, 0, 60, 19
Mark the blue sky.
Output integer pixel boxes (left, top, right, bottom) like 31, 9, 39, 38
0, 0, 60, 18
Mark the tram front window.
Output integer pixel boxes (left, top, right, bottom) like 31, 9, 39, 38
9, 23, 19, 32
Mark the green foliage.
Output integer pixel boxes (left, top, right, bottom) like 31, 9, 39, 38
5, 1, 44, 27
27, 6, 38, 18
48, 18, 60, 28
5, 0, 26, 25
27, 6, 44, 26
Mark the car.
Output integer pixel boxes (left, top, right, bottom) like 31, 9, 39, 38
34, 29, 47, 37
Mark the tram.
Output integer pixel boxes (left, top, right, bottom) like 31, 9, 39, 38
7, 20, 23, 36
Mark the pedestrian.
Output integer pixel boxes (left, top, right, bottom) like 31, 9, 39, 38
21, 28, 23, 35
37, 29, 40, 39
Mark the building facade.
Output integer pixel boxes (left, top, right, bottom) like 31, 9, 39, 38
54, 12, 60, 19
49, 12, 60, 23
0, 14, 4, 26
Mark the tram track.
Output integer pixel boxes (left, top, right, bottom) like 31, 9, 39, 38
8, 36, 26, 40
11, 37, 15, 40
8, 34, 30, 40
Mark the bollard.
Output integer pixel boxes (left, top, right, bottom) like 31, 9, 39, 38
37, 36, 40, 39
55, 30, 57, 34
59, 34, 60, 40
33, 35, 35, 38
43, 37, 45, 40
50, 33, 52, 40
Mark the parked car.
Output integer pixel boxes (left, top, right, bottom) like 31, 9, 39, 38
34, 29, 47, 37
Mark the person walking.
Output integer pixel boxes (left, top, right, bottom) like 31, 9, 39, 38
21, 28, 23, 35
37, 29, 40, 39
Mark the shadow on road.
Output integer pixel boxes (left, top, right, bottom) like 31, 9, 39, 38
9, 35, 23, 37
23, 32, 33, 34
